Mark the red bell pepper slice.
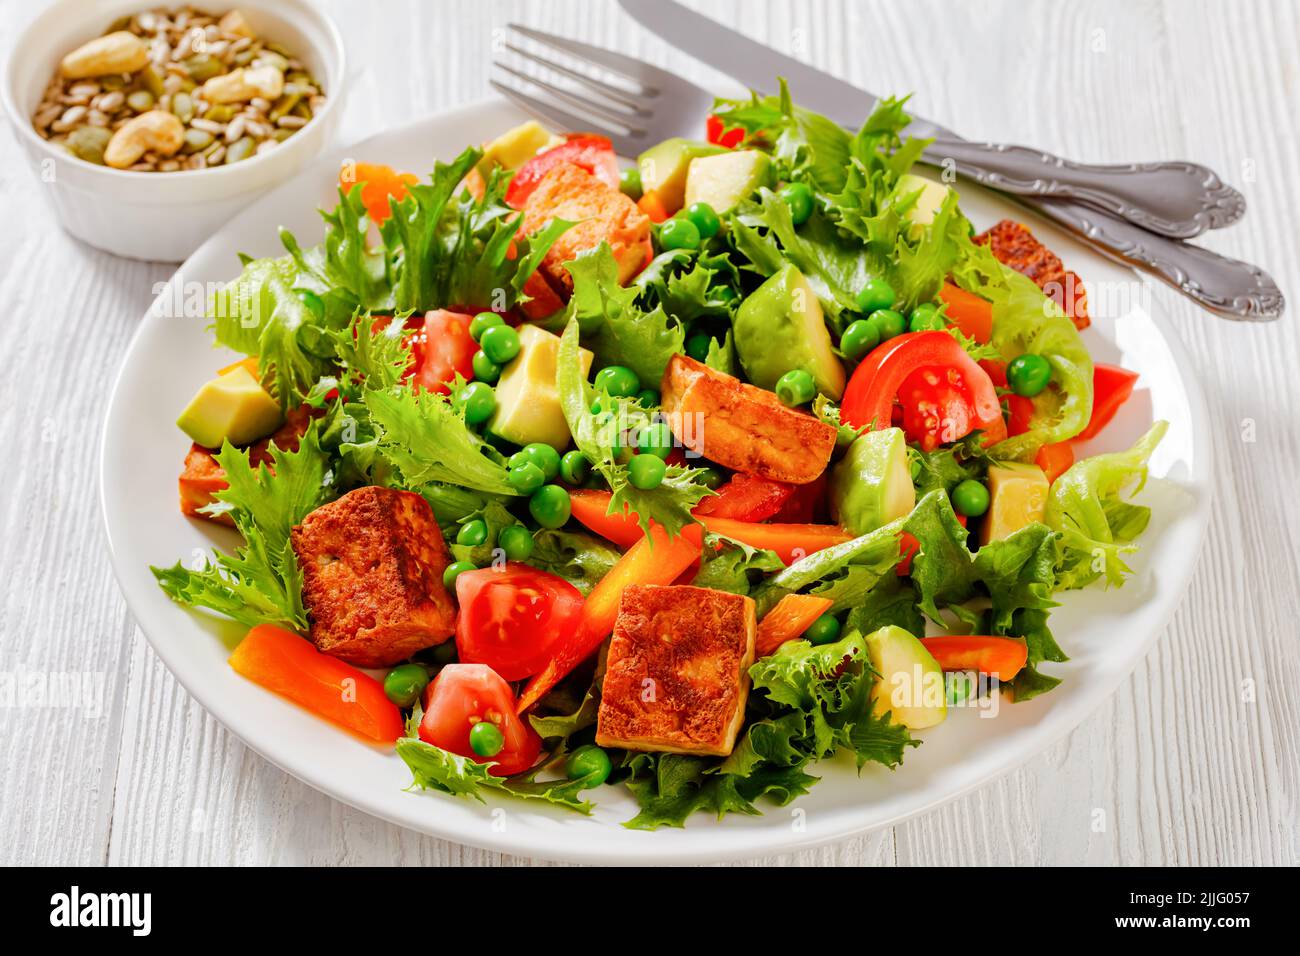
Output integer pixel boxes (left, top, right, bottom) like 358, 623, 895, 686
706, 114, 744, 148
693, 473, 795, 521
229, 625, 405, 743
919, 635, 1029, 681
504, 134, 620, 208
1076, 363, 1139, 441
842, 331, 1006, 452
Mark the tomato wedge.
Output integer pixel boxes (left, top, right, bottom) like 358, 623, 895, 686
1076, 363, 1139, 441
842, 331, 1006, 452
693, 473, 795, 521
919, 636, 1028, 681
406, 309, 477, 395
454, 564, 584, 681
504, 134, 620, 208
229, 625, 404, 743
420, 664, 541, 776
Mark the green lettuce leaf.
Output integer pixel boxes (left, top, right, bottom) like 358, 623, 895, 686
527, 528, 621, 595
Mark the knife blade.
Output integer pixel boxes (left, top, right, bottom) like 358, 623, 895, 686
616, 0, 951, 138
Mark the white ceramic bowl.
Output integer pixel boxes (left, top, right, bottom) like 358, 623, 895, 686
2, 0, 345, 261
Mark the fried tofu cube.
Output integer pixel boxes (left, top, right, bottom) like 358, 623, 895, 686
974, 219, 1089, 329
520, 162, 652, 295
661, 354, 837, 484
596, 585, 756, 757
290, 486, 455, 668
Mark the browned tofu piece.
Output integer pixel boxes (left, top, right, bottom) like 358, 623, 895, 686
596, 585, 756, 757
290, 486, 455, 668
661, 354, 837, 484
520, 162, 652, 295
973, 219, 1090, 330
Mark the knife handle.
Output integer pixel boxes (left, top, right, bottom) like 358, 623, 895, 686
926, 138, 1245, 240
1023, 198, 1284, 320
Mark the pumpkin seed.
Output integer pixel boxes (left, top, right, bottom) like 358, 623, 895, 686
182, 127, 214, 153
183, 54, 223, 82
224, 136, 254, 164
126, 89, 155, 112
68, 125, 112, 164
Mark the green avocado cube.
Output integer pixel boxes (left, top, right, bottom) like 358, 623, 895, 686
733, 263, 845, 400
176, 366, 282, 449
683, 149, 772, 214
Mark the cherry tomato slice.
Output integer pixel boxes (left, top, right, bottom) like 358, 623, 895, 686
455, 564, 585, 681
419, 664, 541, 776
504, 134, 620, 208
842, 331, 1006, 452
406, 309, 477, 395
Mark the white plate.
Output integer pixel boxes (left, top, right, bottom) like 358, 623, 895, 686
100, 98, 1212, 864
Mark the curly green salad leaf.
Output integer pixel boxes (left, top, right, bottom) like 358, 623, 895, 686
1046, 421, 1168, 589
396, 737, 598, 814
152, 422, 334, 630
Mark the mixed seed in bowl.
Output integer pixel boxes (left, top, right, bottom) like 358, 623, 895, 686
31, 6, 326, 171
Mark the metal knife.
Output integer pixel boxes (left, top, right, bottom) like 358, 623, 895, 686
617, 0, 1283, 319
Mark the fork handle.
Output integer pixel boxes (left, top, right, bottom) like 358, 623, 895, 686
1023, 196, 1283, 320
926, 138, 1245, 240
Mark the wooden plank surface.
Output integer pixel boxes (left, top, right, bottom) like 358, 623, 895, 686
0, 0, 1295, 866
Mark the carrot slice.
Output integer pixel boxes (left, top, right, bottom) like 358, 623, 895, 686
229, 625, 405, 743
919, 635, 1028, 681
516, 523, 703, 713
939, 282, 993, 344
755, 594, 834, 657
637, 190, 671, 223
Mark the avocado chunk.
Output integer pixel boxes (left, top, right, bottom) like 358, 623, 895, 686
894, 172, 952, 238
684, 149, 773, 214
733, 264, 846, 400
176, 365, 282, 449
828, 427, 915, 534
981, 462, 1049, 544
477, 120, 562, 175
865, 625, 947, 730
637, 138, 724, 214
488, 324, 593, 449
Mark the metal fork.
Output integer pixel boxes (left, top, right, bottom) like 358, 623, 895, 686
490, 24, 1283, 320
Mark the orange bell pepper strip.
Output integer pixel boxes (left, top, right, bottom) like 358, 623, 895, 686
517, 523, 703, 713
1035, 441, 1075, 484
637, 190, 671, 223
755, 594, 834, 657
919, 635, 1028, 681
217, 355, 259, 378
939, 283, 993, 344
339, 161, 418, 225
568, 489, 646, 549
229, 625, 405, 743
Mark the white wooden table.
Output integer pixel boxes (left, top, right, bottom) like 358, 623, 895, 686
2, 0, 1297, 866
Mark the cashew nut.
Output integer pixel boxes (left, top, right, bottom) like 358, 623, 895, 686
200, 65, 284, 105
218, 10, 257, 40
60, 31, 149, 80
104, 110, 185, 169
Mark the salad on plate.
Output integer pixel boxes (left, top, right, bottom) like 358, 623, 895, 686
151, 81, 1166, 828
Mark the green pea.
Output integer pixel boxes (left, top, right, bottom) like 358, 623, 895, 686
685, 333, 713, 362
383, 663, 430, 708
479, 324, 521, 365
529, 484, 571, 529
776, 368, 816, 407
628, 453, 666, 490
637, 422, 675, 459
620, 166, 643, 200
1006, 353, 1052, 397
472, 350, 501, 383
908, 303, 946, 332
840, 319, 881, 362
559, 450, 591, 485
457, 381, 496, 426
685, 201, 720, 240
594, 365, 640, 398
697, 466, 726, 490
779, 181, 815, 226
498, 524, 534, 561
469, 311, 505, 341
868, 308, 907, 341
855, 278, 896, 314
804, 614, 842, 646
456, 518, 488, 547
565, 744, 613, 786
659, 217, 701, 251
508, 461, 545, 494
952, 479, 990, 517
469, 721, 505, 758
443, 560, 476, 590
522, 443, 561, 480
636, 388, 660, 408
